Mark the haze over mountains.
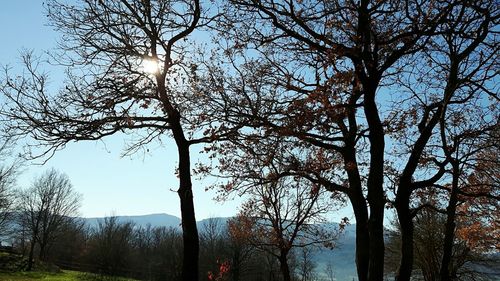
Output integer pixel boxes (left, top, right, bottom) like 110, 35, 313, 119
83, 213, 359, 280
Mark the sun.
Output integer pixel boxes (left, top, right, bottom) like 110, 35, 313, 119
142, 58, 160, 74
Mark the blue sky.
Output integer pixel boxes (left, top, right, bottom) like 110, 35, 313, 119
0, 1, 243, 219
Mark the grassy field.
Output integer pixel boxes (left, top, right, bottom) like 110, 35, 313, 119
0, 270, 138, 281
0, 251, 137, 281
0, 271, 79, 281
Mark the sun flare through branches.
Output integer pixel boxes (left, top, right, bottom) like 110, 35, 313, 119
141, 58, 160, 74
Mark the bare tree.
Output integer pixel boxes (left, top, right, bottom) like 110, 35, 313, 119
386, 204, 497, 281
48, 217, 87, 266
193, 1, 498, 281
388, 4, 499, 280
0, 1, 238, 279
86, 216, 135, 277
195, 0, 457, 279
0, 166, 15, 236
295, 246, 317, 281
199, 217, 228, 278
225, 217, 258, 281
17, 168, 81, 270
229, 174, 340, 281
148, 226, 183, 280
436, 119, 499, 281
325, 261, 336, 281
0, 140, 19, 237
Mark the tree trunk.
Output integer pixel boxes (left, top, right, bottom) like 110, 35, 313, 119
350, 193, 370, 281
395, 194, 414, 281
394, 98, 444, 281
176, 140, 199, 281
364, 85, 386, 281
158, 74, 200, 281
232, 262, 240, 281
279, 251, 292, 281
38, 242, 45, 261
26, 240, 36, 271
232, 250, 241, 281
27, 219, 41, 271
170, 114, 199, 281
368, 202, 385, 281
440, 164, 459, 281
344, 138, 370, 281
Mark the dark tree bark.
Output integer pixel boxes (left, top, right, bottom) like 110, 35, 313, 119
351, 195, 370, 281
175, 132, 199, 281
231, 250, 241, 281
279, 250, 292, 281
27, 239, 37, 271
363, 84, 386, 281
394, 110, 444, 281
439, 163, 459, 281
157, 68, 201, 280
394, 194, 413, 281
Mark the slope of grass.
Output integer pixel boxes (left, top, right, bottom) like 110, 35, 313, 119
0, 271, 73, 281
0, 270, 138, 281
0, 251, 137, 281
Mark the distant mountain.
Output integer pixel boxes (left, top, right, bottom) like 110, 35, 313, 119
83, 214, 235, 230
83, 213, 181, 229
197, 216, 230, 230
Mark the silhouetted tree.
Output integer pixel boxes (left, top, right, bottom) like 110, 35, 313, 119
193, 1, 499, 281
229, 176, 339, 281
199, 217, 229, 279
17, 169, 81, 270
85, 216, 135, 276
387, 80, 499, 281
295, 246, 317, 281
48, 218, 87, 265
225, 217, 258, 281
437, 122, 499, 281
0, 140, 18, 237
388, 4, 499, 280
147, 226, 183, 281
386, 206, 497, 281
0, 1, 238, 279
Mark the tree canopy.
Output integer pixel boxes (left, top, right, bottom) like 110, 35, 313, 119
0, 0, 498, 281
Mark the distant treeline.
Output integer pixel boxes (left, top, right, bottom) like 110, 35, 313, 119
6, 216, 329, 281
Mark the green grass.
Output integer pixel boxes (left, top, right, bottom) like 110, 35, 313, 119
0, 270, 138, 281
0, 252, 137, 281
0, 270, 76, 281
